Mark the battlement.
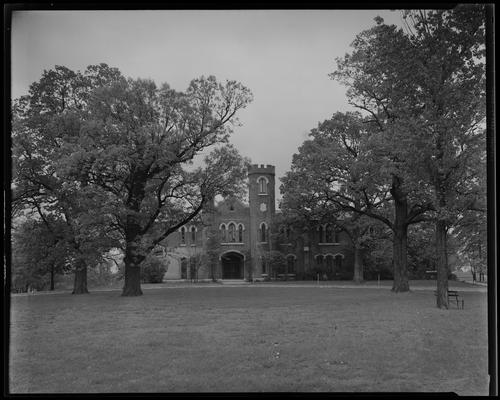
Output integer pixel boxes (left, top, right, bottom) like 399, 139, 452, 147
248, 164, 275, 175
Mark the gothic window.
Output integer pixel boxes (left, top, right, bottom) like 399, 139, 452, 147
180, 227, 186, 244
326, 255, 334, 279
318, 225, 324, 243
287, 255, 296, 274
260, 222, 267, 242
258, 177, 267, 194
316, 254, 324, 267
325, 224, 333, 243
335, 255, 343, 270
238, 224, 244, 242
220, 224, 227, 242
334, 230, 340, 243
286, 227, 291, 241
190, 257, 197, 281
228, 223, 236, 242
191, 226, 196, 243
181, 258, 188, 279
261, 257, 267, 274
326, 255, 334, 270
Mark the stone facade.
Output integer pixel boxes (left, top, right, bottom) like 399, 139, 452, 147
160, 164, 354, 281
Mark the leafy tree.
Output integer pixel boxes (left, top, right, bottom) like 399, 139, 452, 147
395, 7, 486, 307
11, 217, 72, 291
262, 250, 287, 279
330, 7, 486, 306
12, 64, 123, 294
61, 75, 253, 296
280, 112, 429, 289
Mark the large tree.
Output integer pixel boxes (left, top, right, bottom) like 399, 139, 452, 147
280, 112, 429, 289
330, 7, 486, 306
12, 64, 123, 294
396, 7, 486, 307
62, 75, 253, 296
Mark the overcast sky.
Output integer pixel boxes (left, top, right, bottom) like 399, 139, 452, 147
11, 9, 404, 198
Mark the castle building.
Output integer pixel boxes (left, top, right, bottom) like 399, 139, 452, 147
160, 164, 354, 281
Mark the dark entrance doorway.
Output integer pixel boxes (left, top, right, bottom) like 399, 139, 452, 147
221, 252, 244, 279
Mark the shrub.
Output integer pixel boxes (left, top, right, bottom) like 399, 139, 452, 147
140, 256, 167, 283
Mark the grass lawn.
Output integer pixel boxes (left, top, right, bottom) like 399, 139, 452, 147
9, 284, 489, 394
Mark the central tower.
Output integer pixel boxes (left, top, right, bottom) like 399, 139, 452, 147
248, 164, 275, 278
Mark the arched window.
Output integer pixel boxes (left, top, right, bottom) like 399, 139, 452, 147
228, 223, 236, 242
191, 226, 196, 243
180, 227, 186, 244
286, 226, 291, 241
260, 222, 267, 242
325, 224, 333, 243
335, 255, 343, 270
258, 177, 267, 194
238, 224, 244, 242
318, 225, 324, 243
287, 255, 296, 274
334, 230, 340, 243
180, 258, 188, 279
220, 224, 227, 242
261, 257, 266, 274
326, 255, 334, 279
316, 254, 324, 267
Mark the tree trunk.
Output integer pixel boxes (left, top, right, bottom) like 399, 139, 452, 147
122, 237, 144, 296
122, 262, 143, 296
50, 263, 55, 291
72, 259, 89, 294
435, 219, 449, 308
353, 244, 364, 283
391, 181, 410, 292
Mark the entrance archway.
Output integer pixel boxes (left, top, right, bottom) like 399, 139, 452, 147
221, 251, 244, 279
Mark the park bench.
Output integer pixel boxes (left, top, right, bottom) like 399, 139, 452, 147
434, 289, 464, 309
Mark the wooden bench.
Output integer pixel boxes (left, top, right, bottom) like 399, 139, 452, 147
434, 290, 464, 309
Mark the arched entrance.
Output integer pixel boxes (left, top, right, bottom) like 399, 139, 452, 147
221, 251, 244, 279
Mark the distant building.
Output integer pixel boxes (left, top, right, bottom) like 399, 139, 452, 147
160, 164, 354, 281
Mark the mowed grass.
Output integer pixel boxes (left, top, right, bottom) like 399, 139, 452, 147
9, 285, 488, 394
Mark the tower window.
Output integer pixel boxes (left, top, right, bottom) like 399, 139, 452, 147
260, 222, 267, 242
191, 226, 196, 243
258, 177, 267, 194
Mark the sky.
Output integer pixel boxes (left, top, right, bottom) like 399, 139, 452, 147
11, 9, 404, 199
